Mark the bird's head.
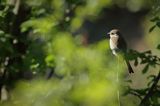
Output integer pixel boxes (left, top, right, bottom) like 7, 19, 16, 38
107, 29, 121, 38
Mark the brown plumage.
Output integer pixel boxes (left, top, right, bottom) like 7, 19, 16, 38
108, 29, 134, 73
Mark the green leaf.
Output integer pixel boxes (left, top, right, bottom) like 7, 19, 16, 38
140, 59, 148, 64
45, 55, 55, 67
157, 44, 160, 50
142, 64, 149, 74
0, 30, 4, 35
149, 25, 156, 33
156, 21, 160, 27
30, 63, 40, 70
147, 75, 156, 80
150, 17, 160, 22
134, 58, 138, 66
134, 88, 148, 95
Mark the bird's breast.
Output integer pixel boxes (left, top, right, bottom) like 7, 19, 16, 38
109, 36, 119, 50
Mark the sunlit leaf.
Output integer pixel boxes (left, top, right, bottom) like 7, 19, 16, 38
45, 55, 55, 67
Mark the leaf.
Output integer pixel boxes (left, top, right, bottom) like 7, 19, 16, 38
144, 50, 152, 54
140, 59, 148, 64
156, 21, 160, 28
149, 25, 156, 33
45, 55, 55, 67
30, 63, 40, 70
0, 30, 4, 35
126, 51, 137, 60
157, 44, 160, 50
142, 64, 149, 74
147, 75, 156, 80
150, 17, 160, 22
139, 53, 145, 58
134, 89, 148, 95
134, 58, 138, 66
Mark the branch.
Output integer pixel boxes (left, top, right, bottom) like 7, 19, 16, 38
129, 91, 142, 100
140, 71, 160, 106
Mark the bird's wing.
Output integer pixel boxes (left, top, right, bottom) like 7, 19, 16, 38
117, 35, 127, 52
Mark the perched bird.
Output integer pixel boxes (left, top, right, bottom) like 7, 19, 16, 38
108, 29, 134, 73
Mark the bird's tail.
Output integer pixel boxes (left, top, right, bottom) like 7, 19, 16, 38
125, 60, 134, 73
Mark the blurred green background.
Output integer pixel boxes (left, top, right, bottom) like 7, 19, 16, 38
0, 0, 160, 106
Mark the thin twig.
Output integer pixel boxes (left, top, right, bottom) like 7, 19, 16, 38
140, 71, 160, 106
129, 91, 142, 100
117, 55, 121, 106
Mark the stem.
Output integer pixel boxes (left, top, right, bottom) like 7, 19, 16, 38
117, 55, 121, 106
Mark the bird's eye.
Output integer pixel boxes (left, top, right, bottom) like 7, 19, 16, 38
111, 33, 114, 35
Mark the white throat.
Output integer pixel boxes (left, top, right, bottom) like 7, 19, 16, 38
109, 35, 119, 50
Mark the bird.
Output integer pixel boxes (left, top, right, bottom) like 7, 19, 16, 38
107, 29, 134, 73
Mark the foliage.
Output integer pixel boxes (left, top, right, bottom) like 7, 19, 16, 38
125, 0, 160, 105
0, 0, 123, 106
2, 40, 123, 106
124, 49, 160, 106
0, 0, 160, 106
